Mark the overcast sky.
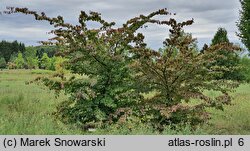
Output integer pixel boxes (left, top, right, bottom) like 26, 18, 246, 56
0, 0, 242, 49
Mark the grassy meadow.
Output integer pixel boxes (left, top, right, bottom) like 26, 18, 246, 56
0, 69, 82, 134
0, 69, 250, 134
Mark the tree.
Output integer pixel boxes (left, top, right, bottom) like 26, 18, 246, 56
240, 56, 250, 82
6, 7, 241, 130
36, 48, 45, 59
14, 52, 25, 69
54, 56, 67, 73
211, 27, 229, 45
0, 57, 6, 69
133, 27, 241, 129
237, 0, 250, 52
35, 45, 57, 58
210, 28, 243, 81
48, 56, 56, 71
25, 46, 39, 69
40, 53, 51, 70
0, 40, 25, 63
0, 41, 12, 62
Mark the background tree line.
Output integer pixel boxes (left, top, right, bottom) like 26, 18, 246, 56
0, 42, 65, 72
2, 27, 249, 81
0, 40, 25, 68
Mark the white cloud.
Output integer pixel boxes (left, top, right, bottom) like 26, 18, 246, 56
0, 0, 242, 48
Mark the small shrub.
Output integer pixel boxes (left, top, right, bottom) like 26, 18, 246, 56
7, 62, 17, 69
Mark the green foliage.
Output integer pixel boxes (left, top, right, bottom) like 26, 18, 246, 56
54, 56, 67, 73
237, 0, 250, 52
240, 56, 250, 82
27, 57, 39, 69
6, 7, 241, 131
25, 47, 39, 69
0, 40, 25, 63
210, 28, 243, 81
35, 45, 57, 59
16, 8, 167, 127
211, 27, 229, 45
0, 57, 6, 69
14, 52, 25, 69
133, 26, 241, 129
41, 56, 67, 72
40, 53, 51, 70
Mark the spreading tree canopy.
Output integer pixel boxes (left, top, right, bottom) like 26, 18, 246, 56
3, 7, 242, 130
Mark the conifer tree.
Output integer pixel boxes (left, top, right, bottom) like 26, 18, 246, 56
211, 27, 229, 45
237, 0, 250, 52
211, 28, 243, 81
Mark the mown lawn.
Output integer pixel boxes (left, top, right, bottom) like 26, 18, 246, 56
0, 69, 250, 134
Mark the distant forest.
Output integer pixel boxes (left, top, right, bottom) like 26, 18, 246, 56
0, 40, 61, 69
